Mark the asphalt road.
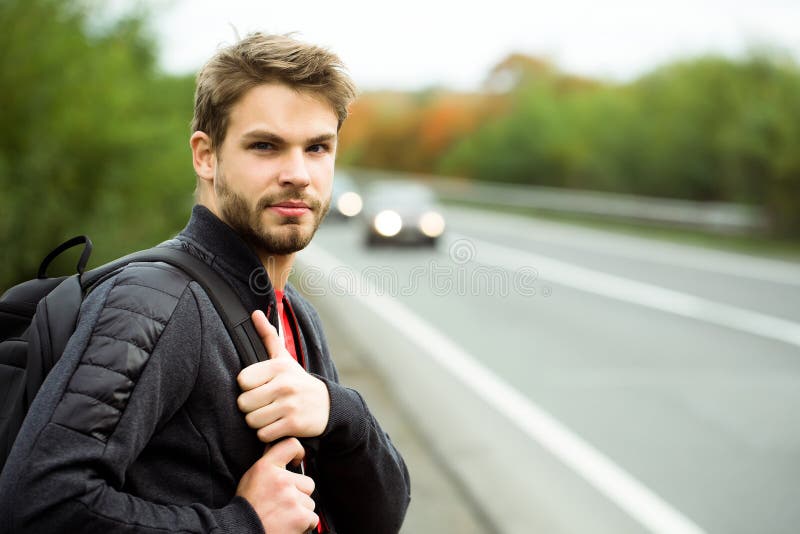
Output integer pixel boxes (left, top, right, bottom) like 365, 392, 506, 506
298, 205, 800, 534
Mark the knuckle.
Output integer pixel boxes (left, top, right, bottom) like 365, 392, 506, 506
283, 436, 303, 454
281, 416, 296, 434
272, 379, 289, 396
274, 472, 291, 491
253, 457, 271, 475
283, 397, 298, 414
257, 427, 273, 443
294, 441, 306, 456
278, 379, 297, 396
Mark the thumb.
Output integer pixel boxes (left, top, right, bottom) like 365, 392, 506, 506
250, 310, 287, 360
264, 437, 305, 468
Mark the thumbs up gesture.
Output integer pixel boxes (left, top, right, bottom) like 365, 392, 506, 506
237, 310, 331, 443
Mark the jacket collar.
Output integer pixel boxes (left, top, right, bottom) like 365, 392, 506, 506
176, 205, 319, 365
177, 205, 273, 315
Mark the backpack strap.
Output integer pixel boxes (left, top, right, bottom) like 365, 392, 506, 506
37, 235, 93, 279
93, 247, 269, 367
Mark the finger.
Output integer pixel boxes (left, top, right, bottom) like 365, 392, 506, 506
289, 472, 316, 496
307, 512, 320, 531
243, 402, 281, 430
237, 360, 275, 392
237, 382, 279, 413
256, 417, 291, 444
251, 310, 289, 360
298, 492, 316, 512
263, 437, 305, 467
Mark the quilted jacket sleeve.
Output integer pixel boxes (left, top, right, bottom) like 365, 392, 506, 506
0, 264, 262, 534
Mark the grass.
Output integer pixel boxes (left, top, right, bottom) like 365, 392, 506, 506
442, 199, 800, 262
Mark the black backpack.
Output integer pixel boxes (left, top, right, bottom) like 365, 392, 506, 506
0, 236, 269, 473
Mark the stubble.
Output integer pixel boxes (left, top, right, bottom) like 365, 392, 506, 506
216, 172, 331, 255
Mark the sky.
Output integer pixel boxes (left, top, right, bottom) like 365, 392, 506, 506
148, 0, 800, 91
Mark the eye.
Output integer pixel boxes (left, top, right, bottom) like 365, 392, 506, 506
307, 143, 330, 154
250, 141, 275, 151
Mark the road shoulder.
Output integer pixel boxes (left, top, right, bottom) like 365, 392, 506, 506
311, 294, 492, 534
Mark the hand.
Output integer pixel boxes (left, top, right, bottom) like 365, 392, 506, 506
237, 310, 331, 443
236, 437, 319, 533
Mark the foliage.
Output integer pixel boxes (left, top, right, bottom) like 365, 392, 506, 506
340, 52, 800, 237
339, 90, 497, 174
0, 0, 196, 290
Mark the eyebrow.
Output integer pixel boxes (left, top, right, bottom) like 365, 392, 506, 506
240, 130, 337, 145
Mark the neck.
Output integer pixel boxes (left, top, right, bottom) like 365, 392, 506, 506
259, 251, 294, 292
197, 198, 295, 292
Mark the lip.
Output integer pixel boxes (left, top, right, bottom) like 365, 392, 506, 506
272, 201, 310, 208
268, 200, 311, 217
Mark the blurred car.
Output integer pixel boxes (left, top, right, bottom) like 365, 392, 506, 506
327, 171, 363, 220
361, 181, 446, 247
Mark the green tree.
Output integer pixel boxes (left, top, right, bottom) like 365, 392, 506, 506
438, 51, 800, 236
0, 0, 196, 289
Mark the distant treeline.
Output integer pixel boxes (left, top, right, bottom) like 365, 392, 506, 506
339, 53, 800, 237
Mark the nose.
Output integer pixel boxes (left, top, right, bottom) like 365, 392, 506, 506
278, 148, 311, 188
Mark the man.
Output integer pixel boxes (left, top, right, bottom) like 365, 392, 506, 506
0, 33, 410, 533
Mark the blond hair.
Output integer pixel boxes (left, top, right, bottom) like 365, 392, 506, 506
192, 32, 357, 151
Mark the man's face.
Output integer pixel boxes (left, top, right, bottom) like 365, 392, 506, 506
212, 83, 337, 255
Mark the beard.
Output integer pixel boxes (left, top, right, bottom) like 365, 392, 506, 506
215, 172, 331, 255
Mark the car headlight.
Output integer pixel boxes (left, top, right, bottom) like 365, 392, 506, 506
337, 192, 363, 217
419, 211, 445, 237
373, 210, 402, 237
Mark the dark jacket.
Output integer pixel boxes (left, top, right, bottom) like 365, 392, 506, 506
0, 205, 410, 533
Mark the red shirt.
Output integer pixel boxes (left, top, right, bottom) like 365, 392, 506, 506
271, 290, 328, 533
273, 290, 298, 362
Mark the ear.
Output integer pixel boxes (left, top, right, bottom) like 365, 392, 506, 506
190, 131, 216, 185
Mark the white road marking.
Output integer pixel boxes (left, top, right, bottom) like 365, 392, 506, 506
447, 232, 800, 349
445, 207, 800, 287
298, 243, 708, 534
